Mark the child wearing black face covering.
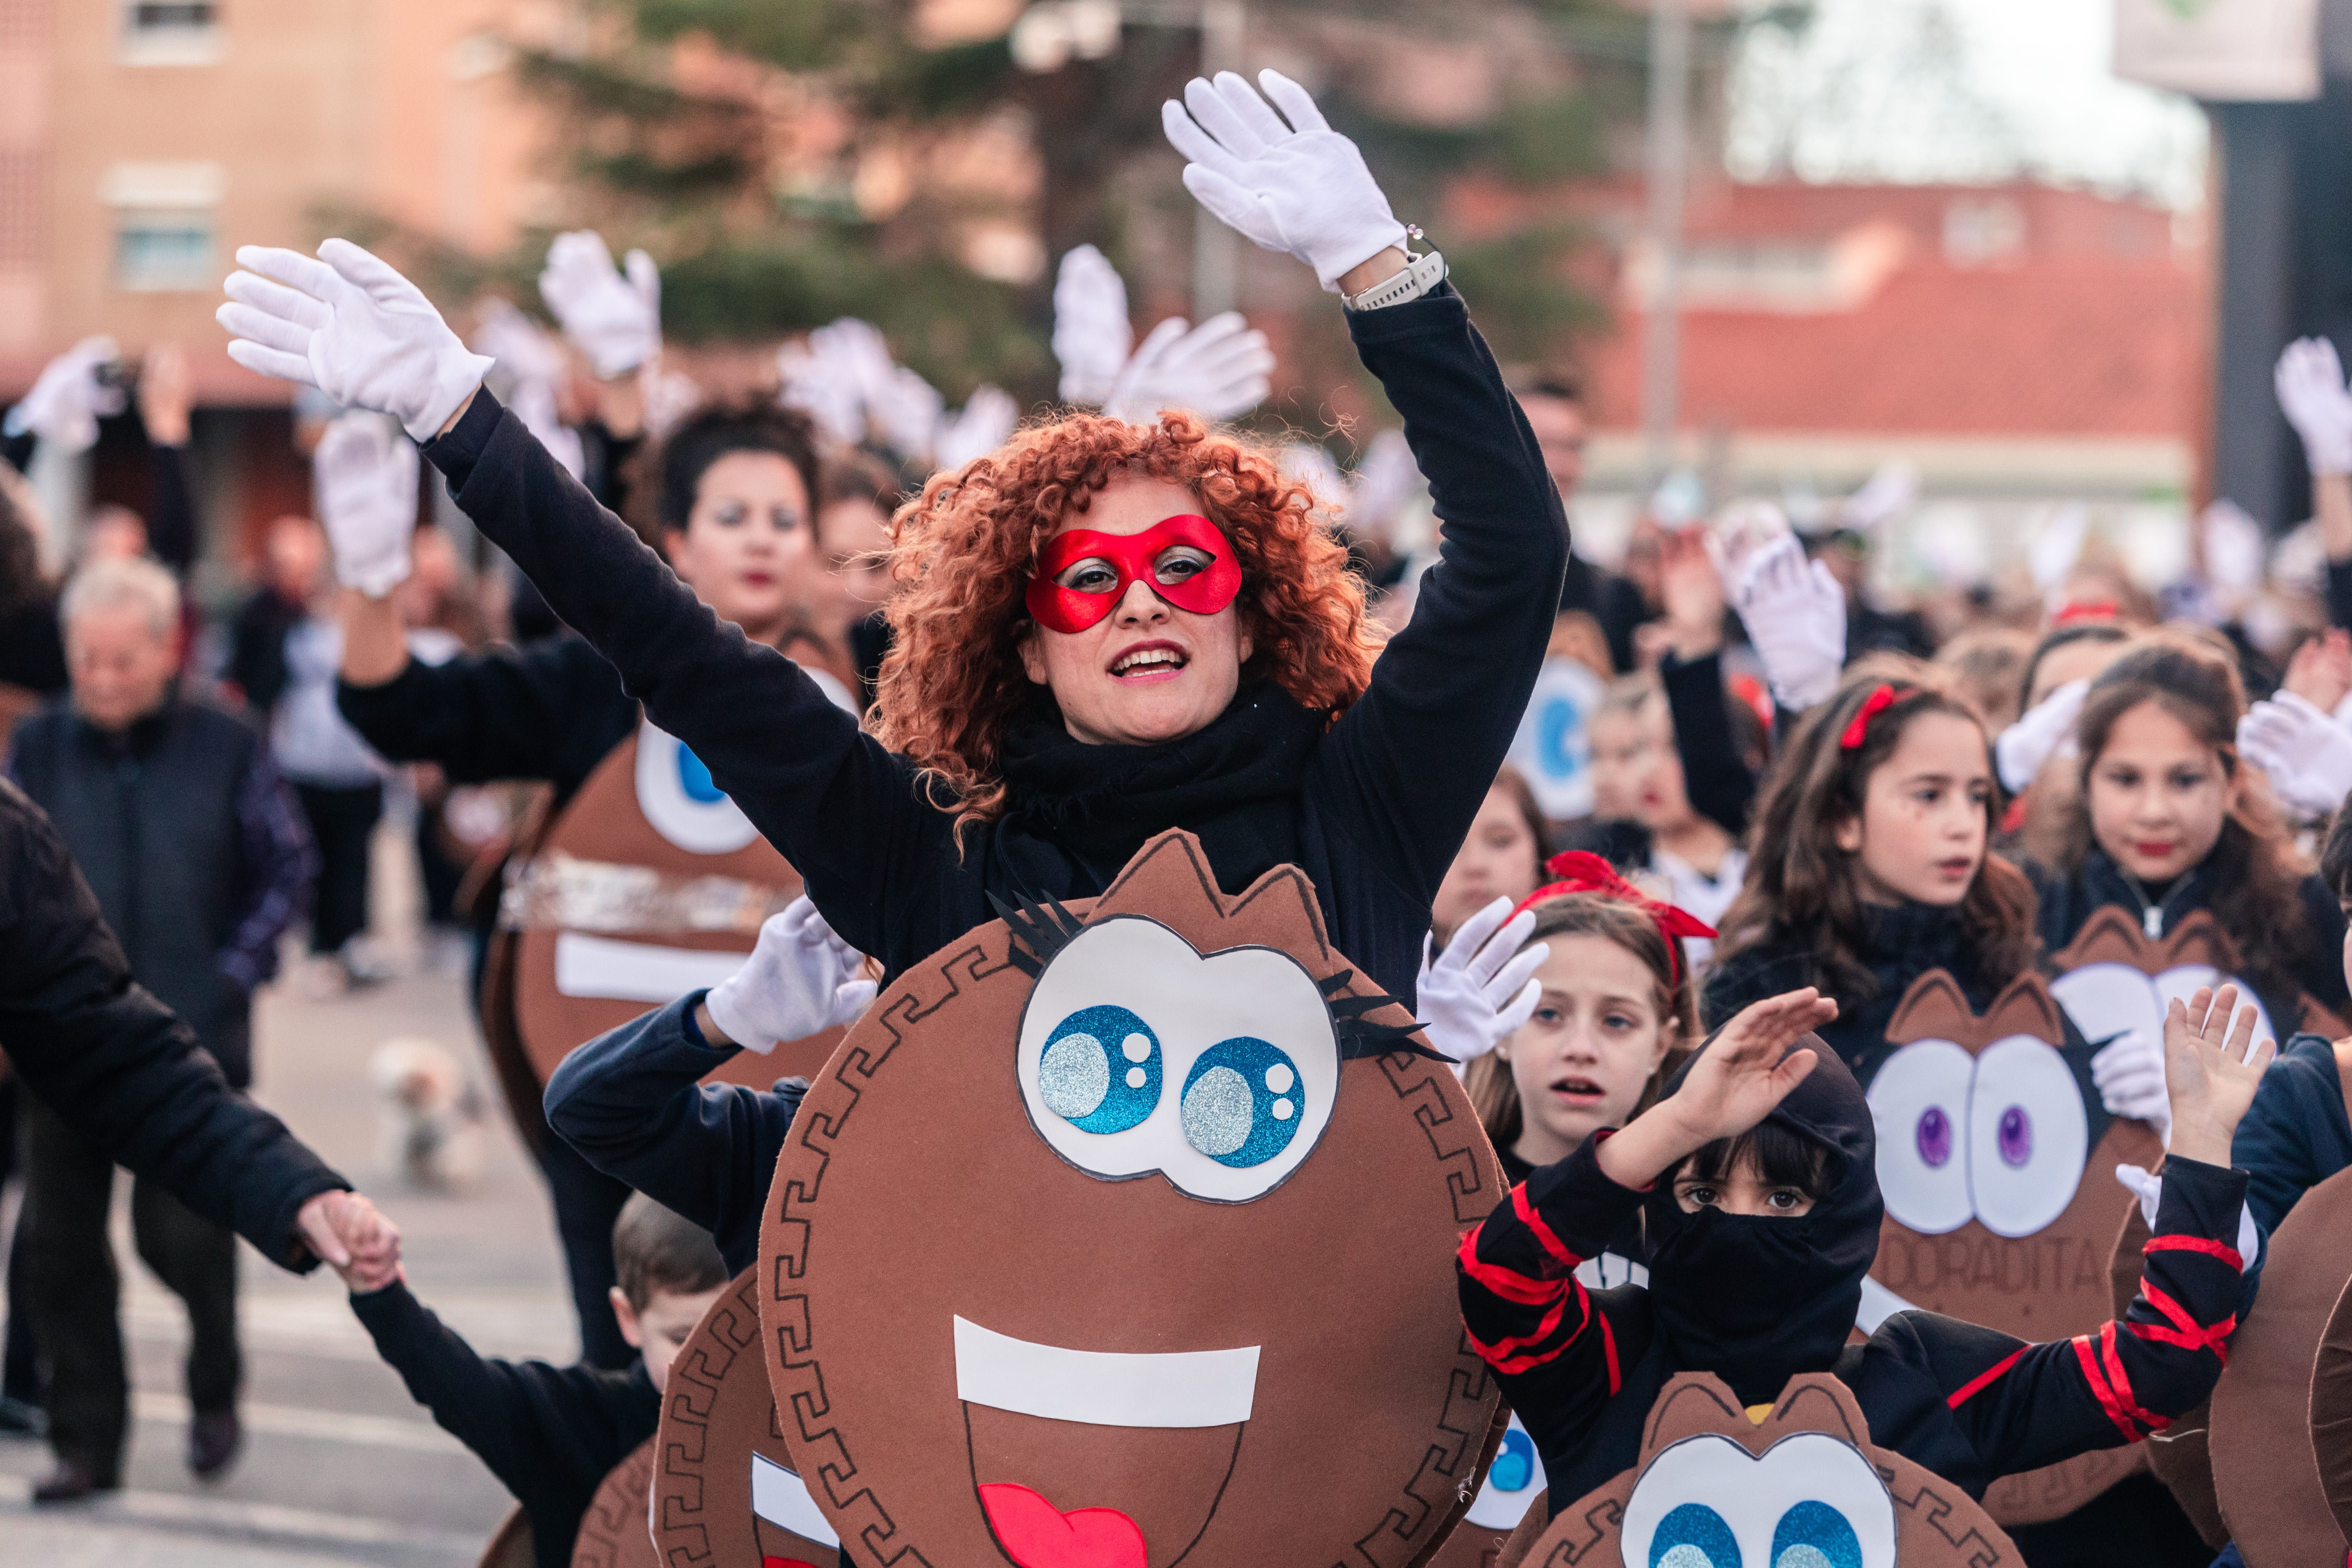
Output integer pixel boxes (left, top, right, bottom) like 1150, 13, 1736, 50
1457, 984, 2268, 1525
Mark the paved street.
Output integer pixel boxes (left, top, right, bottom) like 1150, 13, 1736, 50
3, 820, 580, 1566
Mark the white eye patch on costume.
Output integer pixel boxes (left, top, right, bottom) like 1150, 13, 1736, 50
2050, 960, 2276, 1089
1620, 1432, 1896, 1568
1869, 1033, 2088, 1238
1014, 915, 1340, 1203
634, 719, 759, 854
1464, 1413, 1548, 1529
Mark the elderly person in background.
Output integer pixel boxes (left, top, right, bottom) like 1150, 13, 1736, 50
6, 555, 316, 1500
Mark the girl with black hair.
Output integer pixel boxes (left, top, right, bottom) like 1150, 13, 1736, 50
1458, 980, 2267, 1523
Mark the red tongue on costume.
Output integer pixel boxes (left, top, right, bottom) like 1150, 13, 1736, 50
978, 1483, 1149, 1568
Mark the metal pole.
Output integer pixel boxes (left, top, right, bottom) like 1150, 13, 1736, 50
1641, 0, 1690, 487
1192, 0, 1245, 316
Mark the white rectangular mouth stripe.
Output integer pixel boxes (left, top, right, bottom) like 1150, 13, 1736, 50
752, 1453, 842, 1546
554, 931, 746, 1002
952, 1315, 1259, 1428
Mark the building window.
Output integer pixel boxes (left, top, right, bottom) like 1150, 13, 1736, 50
114, 211, 216, 291
120, 1, 222, 66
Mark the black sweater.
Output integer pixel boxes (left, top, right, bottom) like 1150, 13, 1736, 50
1459, 1137, 2250, 1514
418, 286, 1567, 1006
2033, 848, 2351, 1036
2232, 1033, 2352, 1242
0, 779, 345, 1267
336, 633, 636, 807
351, 1281, 657, 1568
543, 992, 801, 1274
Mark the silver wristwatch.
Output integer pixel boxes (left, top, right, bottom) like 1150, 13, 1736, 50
1342, 247, 1447, 313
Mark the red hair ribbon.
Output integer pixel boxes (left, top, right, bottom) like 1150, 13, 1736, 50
1838, 683, 1911, 751
1510, 850, 1717, 982
2051, 600, 2118, 626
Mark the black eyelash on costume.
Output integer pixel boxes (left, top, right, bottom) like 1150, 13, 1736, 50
1320, 969, 1448, 1065
989, 886, 1086, 978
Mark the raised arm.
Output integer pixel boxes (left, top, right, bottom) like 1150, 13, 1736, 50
217, 240, 945, 956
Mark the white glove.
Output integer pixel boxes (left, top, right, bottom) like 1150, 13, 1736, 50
1995, 679, 2088, 795
2090, 1027, 2172, 1144
936, 385, 1018, 471
2, 336, 125, 452
1728, 533, 1846, 711
868, 365, 945, 464
471, 299, 584, 480
777, 338, 864, 447
219, 240, 494, 443
2276, 336, 2352, 476
703, 897, 877, 1054
1416, 897, 1549, 1066
537, 231, 661, 379
312, 412, 420, 599
1052, 244, 1132, 405
2113, 1163, 2259, 1273
1161, 69, 1409, 292
2239, 689, 2352, 821
1102, 312, 1275, 423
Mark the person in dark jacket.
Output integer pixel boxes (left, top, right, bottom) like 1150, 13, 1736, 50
1457, 980, 2263, 1527
1516, 371, 1650, 675
335, 1192, 724, 1568
216, 67, 1568, 1013
7, 555, 317, 1497
0, 771, 392, 1498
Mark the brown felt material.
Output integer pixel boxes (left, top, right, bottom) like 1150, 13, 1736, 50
760, 830, 1507, 1568
2209, 1166, 2352, 1565
1520, 1373, 2020, 1567
2316, 1272, 2352, 1543
652, 1270, 838, 1568
1871, 968, 2158, 1524
2108, 1178, 2228, 1549
513, 729, 839, 1090
1426, 1403, 1525, 1568
570, 1436, 657, 1568
1490, 1488, 1551, 1568
477, 1507, 534, 1568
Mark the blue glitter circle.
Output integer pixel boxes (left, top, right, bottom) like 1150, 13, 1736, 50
1178, 1037, 1303, 1168
1490, 1428, 1535, 1493
1651, 1503, 1737, 1568
1040, 1005, 1160, 1133
1769, 1500, 1862, 1568
674, 743, 726, 804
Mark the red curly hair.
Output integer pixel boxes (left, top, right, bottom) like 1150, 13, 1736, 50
871, 410, 1386, 827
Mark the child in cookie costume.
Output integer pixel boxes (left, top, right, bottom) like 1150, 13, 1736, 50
1456, 981, 2267, 1527
215, 67, 1568, 1014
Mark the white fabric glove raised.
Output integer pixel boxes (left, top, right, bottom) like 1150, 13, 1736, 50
538, 231, 662, 379
220, 240, 493, 443
2090, 1027, 2172, 1145
1103, 312, 1276, 424
312, 412, 420, 599
2112, 1163, 2258, 1273
936, 385, 1018, 471
1416, 897, 1549, 1066
704, 898, 877, 1054
2276, 336, 2352, 476
1161, 69, 1409, 292
2239, 689, 2352, 821
1052, 244, 1133, 405
868, 365, 946, 465
1994, 679, 2089, 795
2, 336, 125, 452
1729, 533, 1847, 711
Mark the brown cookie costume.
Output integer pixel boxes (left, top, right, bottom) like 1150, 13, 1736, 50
570, 1437, 657, 1568
651, 1270, 839, 1568
758, 830, 1507, 1568
1861, 971, 2161, 1523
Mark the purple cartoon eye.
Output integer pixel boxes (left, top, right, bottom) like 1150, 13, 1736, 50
1915, 1106, 1952, 1169
1998, 1105, 2033, 1167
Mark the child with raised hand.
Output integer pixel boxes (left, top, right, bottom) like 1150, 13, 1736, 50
1457, 982, 2270, 1523
329, 1193, 726, 1568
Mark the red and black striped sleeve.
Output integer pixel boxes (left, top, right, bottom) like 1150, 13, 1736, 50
1457, 1136, 1646, 1387
1925, 1154, 2249, 1477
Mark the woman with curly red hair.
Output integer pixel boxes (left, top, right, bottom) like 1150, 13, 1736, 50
216, 67, 1567, 1006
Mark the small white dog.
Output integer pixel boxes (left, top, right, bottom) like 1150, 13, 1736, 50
368, 1037, 488, 1191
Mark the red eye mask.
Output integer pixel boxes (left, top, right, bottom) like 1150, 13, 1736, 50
1024, 514, 1243, 634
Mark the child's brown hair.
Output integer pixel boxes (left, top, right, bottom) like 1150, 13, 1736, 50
611, 1193, 727, 1311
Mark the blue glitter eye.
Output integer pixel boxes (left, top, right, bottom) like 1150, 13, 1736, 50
1650, 1502, 1738, 1568
1036, 1006, 1161, 1134
1489, 1428, 1536, 1493
1770, 1500, 1862, 1568
675, 743, 726, 804
1178, 1037, 1303, 1168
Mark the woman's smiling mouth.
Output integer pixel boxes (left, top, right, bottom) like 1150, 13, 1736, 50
1110, 641, 1190, 681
